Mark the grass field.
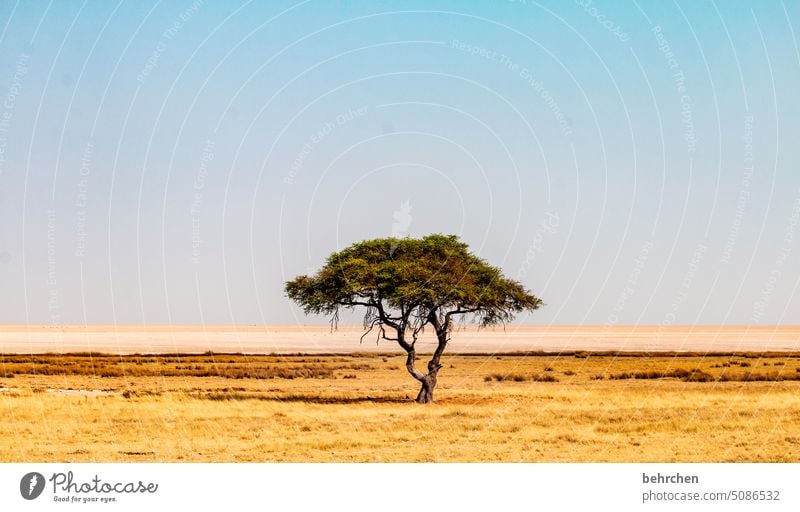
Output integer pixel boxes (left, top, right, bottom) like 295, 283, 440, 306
2, 352, 800, 462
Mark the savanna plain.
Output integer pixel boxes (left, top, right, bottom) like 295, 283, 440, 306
2, 349, 800, 462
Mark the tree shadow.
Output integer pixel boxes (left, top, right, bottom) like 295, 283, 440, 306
271, 394, 411, 404
196, 391, 412, 404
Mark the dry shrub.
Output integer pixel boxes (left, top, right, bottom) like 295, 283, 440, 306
485, 373, 558, 383
0, 354, 340, 380
531, 374, 559, 382
718, 372, 800, 382
609, 369, 713, 382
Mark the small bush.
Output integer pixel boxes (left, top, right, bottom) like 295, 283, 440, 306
684, 370, 715, 382
486, 373, 526, 382
609, 369, 713, 382
718, 372, 800, 382
485, 373, 558, 383
609, 372, 632, 380
608, 367, 799, 383
531, 374, 559, 382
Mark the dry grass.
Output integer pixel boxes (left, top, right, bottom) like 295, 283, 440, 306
1, 352, 800, 462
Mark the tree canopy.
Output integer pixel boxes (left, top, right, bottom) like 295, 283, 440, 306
286, 234, 543, 402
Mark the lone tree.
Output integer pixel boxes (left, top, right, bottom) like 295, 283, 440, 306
285, 234, 542, 403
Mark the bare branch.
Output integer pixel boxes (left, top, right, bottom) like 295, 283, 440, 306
411, 322, 425, 346
359, 316, 382, 344
380, 331, 398, 343
328, 306, 340, 333
375, 299, 400, 330
444, 307, 482, 331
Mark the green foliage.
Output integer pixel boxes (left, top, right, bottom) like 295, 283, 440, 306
285, 234, 542, 331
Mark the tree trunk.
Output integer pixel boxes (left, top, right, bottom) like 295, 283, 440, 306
415, 372, 438, 403
398, 325, 447, 404
414, 323, 447, 404
400, 344, 430, 402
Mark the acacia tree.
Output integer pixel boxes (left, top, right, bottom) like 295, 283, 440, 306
285, 234, 542, 403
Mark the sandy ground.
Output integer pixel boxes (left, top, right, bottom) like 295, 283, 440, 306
0, 324, 798, 354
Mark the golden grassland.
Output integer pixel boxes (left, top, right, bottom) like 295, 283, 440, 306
2, 352, 800, 462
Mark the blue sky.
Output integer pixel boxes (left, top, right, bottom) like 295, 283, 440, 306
0, 0, 798, 325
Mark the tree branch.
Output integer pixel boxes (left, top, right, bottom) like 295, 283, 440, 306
379, 325, 398, 342
343, 300, 376, 308
374, 299, 400, 330
444, 307, 482, 331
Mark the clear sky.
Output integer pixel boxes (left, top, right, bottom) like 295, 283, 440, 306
0, 0, 798, 326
